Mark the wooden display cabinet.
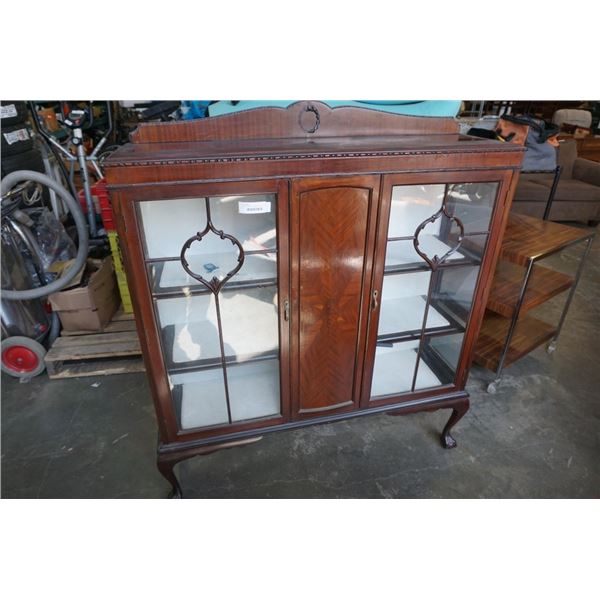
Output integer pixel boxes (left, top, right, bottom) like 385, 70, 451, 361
105, 102, 524, 497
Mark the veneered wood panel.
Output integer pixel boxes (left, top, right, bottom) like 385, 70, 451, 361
293, 182, 375, 414
129, 101, 459, 143
487, 261, 574, 318
473, 311, 556, 371
501, 213, 592, 265
103, 105, 528, 490
105, 151, 524, 187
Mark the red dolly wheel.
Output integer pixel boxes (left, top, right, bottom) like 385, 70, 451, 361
1, 336, 46, 378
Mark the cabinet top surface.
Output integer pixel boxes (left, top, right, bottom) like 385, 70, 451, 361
501, 213, 595, 264
106, 134, 523, 166
106, 134, 522, 165
106, 101, 524, 168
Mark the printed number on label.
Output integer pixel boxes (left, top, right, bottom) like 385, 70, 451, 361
238, 201, 271, 214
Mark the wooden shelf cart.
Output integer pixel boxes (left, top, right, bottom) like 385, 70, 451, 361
474, 213, 595, 392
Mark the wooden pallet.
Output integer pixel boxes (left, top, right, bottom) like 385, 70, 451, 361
44, 309, 145, 379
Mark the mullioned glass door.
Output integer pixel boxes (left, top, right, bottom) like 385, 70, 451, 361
368, 178, 500, 400
137, 191, 283, 431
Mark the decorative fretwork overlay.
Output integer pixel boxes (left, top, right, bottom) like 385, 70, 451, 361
177, 197, 248, 425
180, 198, 245, 294
374, 182, 494, 398
413, 185, 465, 270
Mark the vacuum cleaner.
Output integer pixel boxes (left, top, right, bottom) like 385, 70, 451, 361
1, 170, 89, 378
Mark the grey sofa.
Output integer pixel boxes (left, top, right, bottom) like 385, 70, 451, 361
512, 139, 600, 225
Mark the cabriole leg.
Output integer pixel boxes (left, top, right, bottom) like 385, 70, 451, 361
441, 398, 470, 449
156, 436, 263, 498
157, 454, 183, 499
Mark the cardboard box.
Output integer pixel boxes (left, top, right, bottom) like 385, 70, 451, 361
48, 257, 120, 332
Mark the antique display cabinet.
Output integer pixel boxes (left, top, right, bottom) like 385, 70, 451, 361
104, 102, 524, 497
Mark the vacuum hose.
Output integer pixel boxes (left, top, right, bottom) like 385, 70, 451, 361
1, 170, 89, 300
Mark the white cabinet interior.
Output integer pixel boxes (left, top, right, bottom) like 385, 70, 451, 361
370, 181, 498, 400
138, 193, 281, 431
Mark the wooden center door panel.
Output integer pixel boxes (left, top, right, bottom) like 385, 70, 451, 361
290, 176, 380, 417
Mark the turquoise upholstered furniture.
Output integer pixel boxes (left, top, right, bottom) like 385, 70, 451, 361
208, 100, 461, 118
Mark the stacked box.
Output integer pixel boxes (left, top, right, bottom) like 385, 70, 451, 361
48, 257, 119, 331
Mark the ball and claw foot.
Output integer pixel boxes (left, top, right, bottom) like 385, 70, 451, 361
486, 380, 499, 394
441, 432, 457, 449
546, 341, 557, 355
440, 401, 469, 450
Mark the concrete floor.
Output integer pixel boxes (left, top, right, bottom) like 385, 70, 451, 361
2, 229, 599, 498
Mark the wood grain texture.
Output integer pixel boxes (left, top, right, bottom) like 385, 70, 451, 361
44, 320, 144, 380
296, 185, 371, 413
114, 180, 289, 444
103, 108, 524, 462
501, 213, 593, 266
473, 310, 556, 371
362, 169, 514, 405
487, 261, 574, 318
129, 101, 459, 143
108, 136, 519, 165
105, 150, 524, 188
46, 358, 145, 380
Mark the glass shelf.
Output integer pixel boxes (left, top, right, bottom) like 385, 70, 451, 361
384, 236, 466, 271
377, 296, 450, 339
370, 336, 461, 400
155, 285, 279, 369
370, 180, 498, 401
376, 301, 466, 343
376, 271, 467, 343
171, 359, 281, 429
383, 234, 488, 275
138, 190, 283, 433
163, 331, 278, 374
370, 341, 442, 398
148, 252, 277, 297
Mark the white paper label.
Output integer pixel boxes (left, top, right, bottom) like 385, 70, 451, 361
1, 104, 18, 119
238, 201, 271, 214
3, 128, 30, 145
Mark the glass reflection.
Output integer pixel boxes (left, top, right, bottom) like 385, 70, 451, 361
209, 195, 277, 251
388, 184, 445, 238
371, 181, 497, 400
445, 182, 498, 233
156, 285, 278, 367
141, 193, 282, 431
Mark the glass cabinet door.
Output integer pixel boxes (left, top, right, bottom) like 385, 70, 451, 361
137, 192, 282, 431
369, 180, 499, 400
